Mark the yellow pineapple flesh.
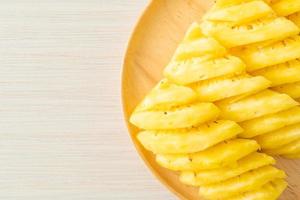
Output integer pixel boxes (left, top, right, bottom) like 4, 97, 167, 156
289, 11, 300, 26
239, 106, 300, 138
225, 178, 287, 200
164, 55, 245, 85
198, 165, 286, 199
137, 120, 242, 154
204, 0, 274, 25
192, 74, 271, 102
273, 81, 300, 99
130, 102, 219, 130
180, 152, 275, 186
135, 79, 197, 111
271, 0, 300, 16
252, 59, 300, 86
201, 17, 299, 48
217, 89, 298, 122
156, 139, 259, 171
265, 138, 300, 155
255, 123, 300, 149
235, 35, 300, 71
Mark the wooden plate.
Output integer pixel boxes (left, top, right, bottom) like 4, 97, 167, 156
122, 0, 300, 199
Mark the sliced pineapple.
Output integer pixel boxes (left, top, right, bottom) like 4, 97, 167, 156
173, 37, 226, 61
239, 106, 300, 138
265, 138, 300, 155
182, 22, 204, 42
192, 74, 271, 102
271, 0, 300, 16
226, 178, 287, 200
283, 152, 300, 158
289, 11, 300, 26
201, 17, 299, 48
198, 165, 286, 199
204, 1, 274, 25
130, 102, 219, 130
164, 55, 245, 85
252, 59, 300, 86
255, 123, 300, 149
214, 0, 273, 8
236, 35, 300, 71
217, 89, 298, 122
273, 81, 300, 99
172, 22, 226, 61
156, 139, 259, 171
137, 120, 242, 154
180, 152, 275, 186
135, 79, 197, 111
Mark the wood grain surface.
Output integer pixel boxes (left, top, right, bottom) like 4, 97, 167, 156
123, 0, 300, 200
0, 1, 175, 200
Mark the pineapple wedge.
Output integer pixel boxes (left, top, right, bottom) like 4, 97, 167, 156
239, 106, 300, 138
180, 152, 275, 186
130, 102, 219, 130
198, 165, 286, 199
236, 35, 300, 71
137, 120, 242, 154
192, 74, 271, 102
201, 17, 299, 48
217, 89, 298, 122
265, 138, 300, 155
214, 0, 273, 8
273, 81, 300, 99
289, 11, 300, 26
255, 123, 300, 149
271, 0, 300, 16
156, 139, 259, 171
172, 37, 226, 61
204, 0, 274, 25
135, 79, 197, 111
226, 178, 287, 200
252, 59, 300, 86
164, 55, 245, 85
284, 152, 300, 158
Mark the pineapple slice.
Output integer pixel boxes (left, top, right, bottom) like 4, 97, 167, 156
135, 79, 197, 111
284, 152, 300, 158
236, 35, 300, 71
214, 0, 273, 8
130, 102, 219, 130
273, 81, 300, 99
198, 165, 286, 199
239, 106, 300, 138
255, 123, 300, 149
172, 37, 226, 61
252, 59, 300, 86
226, 178, 287, 200
180, 152, 275, 186
164, 55, 245, 85
172, 22, 226, 61
182, 22, 203, 42
289, 11, 300, 26
265, 138, 300, 155
217, 89, 298, 122
137, 120, 242, 154
204, 1, 274, 25
192, 74, 271, 102
201, 17, 299, 48
156, 139, 259, 171
271, 0, 300, 16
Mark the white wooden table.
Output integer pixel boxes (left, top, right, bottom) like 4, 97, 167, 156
0, 1, 174, 199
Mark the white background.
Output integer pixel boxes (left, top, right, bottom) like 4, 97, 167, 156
0, 1, 175, 199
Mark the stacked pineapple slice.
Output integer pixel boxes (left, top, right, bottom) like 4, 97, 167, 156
202, 0, 300, 158
130, 23, 287, 200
